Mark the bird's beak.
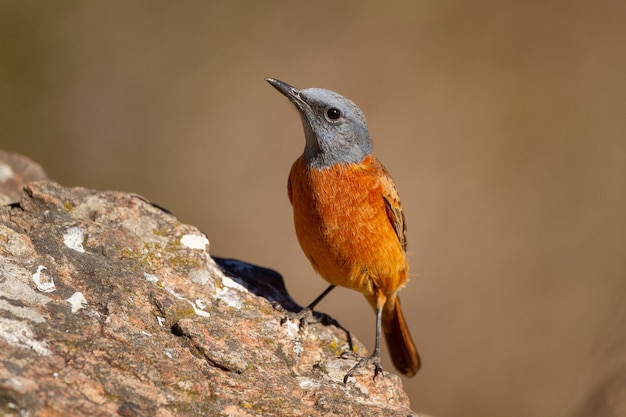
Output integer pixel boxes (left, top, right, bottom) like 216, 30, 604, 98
265, 78, 309, 111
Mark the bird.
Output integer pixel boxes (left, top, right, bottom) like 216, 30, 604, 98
265, 77, 420, 381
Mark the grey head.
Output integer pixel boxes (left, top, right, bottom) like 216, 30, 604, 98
266, 78, 372, 169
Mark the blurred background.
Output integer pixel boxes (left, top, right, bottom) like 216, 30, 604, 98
2, 1, 625, 416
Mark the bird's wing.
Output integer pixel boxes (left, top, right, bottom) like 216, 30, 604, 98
287, 174, 293, 205
380, 169, 408, 252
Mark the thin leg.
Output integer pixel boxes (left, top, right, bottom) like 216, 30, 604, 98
279, 285, 336, 327
343, 304, 384, 383
372, 302, 382, 358
306, 284, 336, 310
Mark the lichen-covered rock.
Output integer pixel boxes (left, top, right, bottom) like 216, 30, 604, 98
0, 150, 418, 417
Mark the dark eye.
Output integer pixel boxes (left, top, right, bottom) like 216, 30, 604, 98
326, 108, 342, 120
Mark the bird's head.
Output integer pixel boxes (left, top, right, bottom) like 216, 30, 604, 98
266, 78, 372, 168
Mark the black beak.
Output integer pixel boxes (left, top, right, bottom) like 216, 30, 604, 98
265, 78, 309, 111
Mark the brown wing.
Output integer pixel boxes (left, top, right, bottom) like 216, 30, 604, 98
380, 169, 407, 252
287, 157, 299, 206
287, 173, 293, 205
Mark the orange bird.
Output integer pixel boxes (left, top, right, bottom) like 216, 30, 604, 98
266, 78, 420, 380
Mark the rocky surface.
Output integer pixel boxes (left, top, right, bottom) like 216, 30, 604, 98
0, 150, 419, 416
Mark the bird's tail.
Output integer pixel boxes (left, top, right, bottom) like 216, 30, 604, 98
382, 295, 420, 377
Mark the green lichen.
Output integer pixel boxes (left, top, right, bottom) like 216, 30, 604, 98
119, 232, 206, 273
103, 392, 121, 402
152, 228, 169, 237
119, 242, 164, 271
63, 200, 74, 212
168, 252, 202, 269
169, 305, 197, 323
327, 338, 346, 357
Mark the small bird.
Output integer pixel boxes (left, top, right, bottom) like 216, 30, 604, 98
266, 78, 420, 380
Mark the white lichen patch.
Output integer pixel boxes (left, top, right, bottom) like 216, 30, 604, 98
293, 341, 304, 355
32, 265, 55, 293
63, 226, 85, 253
192, 306, 210, 318
180, 234, 209, 250
142, 272, 212, 318
214, 280, 245, 309
1, 261, 52, 324
66, 292, 87, 313
0, 317, 52, 356
221, 275, 247, 292
143, 273, 159, 283
155, 281, 210, 318
297, 377, 322, 390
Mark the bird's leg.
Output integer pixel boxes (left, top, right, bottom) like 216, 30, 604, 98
306, 284, 336, 310
278, 285, 336, 328
343, 303, 384, 383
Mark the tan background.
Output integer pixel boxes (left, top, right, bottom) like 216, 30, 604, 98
2, 1, 625, 416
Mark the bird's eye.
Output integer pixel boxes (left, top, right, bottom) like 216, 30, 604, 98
326, 108, 342, 120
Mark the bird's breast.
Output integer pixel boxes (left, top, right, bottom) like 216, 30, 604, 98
288, 155, 408, 295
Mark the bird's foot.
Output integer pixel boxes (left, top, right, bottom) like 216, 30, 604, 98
272, 303, 321, 329
342, 353, 384, 384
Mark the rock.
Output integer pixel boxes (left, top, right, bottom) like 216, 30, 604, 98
0, 150, 48, 206
0, 150, 418, 416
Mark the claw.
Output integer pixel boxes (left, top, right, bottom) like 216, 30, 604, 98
273, 303, 320, 329
343, 354, 384, 384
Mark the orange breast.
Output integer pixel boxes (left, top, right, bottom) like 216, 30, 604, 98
288, 155, 408, 297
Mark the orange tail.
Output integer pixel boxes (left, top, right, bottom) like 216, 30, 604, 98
383, 296, 420, 377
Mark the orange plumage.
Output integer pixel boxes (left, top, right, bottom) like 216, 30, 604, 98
288, 155, 407, 298
289, 154, 419, 377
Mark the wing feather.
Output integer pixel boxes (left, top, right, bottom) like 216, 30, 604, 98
380, 169, 407, 252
